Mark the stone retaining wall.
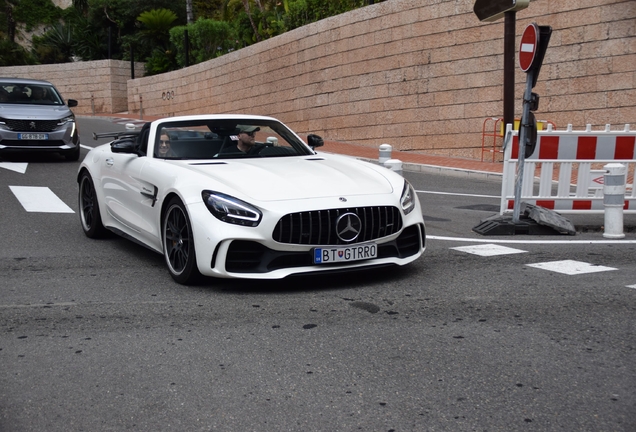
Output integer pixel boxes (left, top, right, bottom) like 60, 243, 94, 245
128, 0, 635, 158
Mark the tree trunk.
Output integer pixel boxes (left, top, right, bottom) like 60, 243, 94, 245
241, 0, 261, 42
6, 5, 15, 43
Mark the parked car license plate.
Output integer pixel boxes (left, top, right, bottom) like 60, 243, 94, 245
18, 133, 49, 140
313, 243, 377, 264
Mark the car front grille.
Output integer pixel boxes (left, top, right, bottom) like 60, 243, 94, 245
273, 206, 403, 245
2, 119, 61, 132
224, 224, 423, 274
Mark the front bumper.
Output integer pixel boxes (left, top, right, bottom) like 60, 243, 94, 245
186, 185, 427, 280
222, 223, 425, 274
195, 219, 426, 279
0, 122, 79, 153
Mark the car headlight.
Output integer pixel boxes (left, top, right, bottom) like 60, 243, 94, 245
57, 115, 75, 126
400, 180, 416, 215
202, 191, 262, 227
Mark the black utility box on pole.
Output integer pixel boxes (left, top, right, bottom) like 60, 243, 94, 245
473, 0, 529, 131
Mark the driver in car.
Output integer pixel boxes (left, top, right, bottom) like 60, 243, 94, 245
220, 125, 264, 155
30, 86, 46, 102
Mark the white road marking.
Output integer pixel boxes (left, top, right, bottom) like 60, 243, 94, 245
526, 260, 617, 275
428, 235, 636, 245
451, 244, 527, 256
112, 118, 146, 127
416, 190, 635, 245
9, 186, 74, 213
627, 285, 636, 289
416, 190, 500, 199
0, 162, 28, 174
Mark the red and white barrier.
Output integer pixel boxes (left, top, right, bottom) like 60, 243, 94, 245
500, 124, 636, 214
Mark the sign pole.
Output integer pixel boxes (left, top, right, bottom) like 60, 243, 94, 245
513, 23, 552, 223
512, 70, 535, 223
503, 11, 516, 129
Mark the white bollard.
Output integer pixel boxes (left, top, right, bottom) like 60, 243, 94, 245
379, 144, 392, 164
603, 163, 626, 239
384, 159, 403, 176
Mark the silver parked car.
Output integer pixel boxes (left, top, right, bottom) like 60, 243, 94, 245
0, 78, 80, 161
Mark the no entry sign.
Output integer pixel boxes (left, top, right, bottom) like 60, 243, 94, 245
519, 23, 539, 72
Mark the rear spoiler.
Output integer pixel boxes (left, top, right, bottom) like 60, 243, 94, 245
92, 123, 140, 141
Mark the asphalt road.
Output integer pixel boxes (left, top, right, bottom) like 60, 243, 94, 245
0, 117, 635, 431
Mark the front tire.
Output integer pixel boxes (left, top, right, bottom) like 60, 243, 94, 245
163, 197, 201, 284
78, 172, 107, 238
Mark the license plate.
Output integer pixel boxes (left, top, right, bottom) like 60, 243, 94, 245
313, 243, 377, 264
18, 133, 48, 140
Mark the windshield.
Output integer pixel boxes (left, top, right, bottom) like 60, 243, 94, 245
0, 83, 64, 105
154, 119, 314, 160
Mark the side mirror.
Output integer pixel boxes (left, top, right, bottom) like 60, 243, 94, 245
111, 137, 140, 155
307, 134, 324, 149
67, 99, 78, 108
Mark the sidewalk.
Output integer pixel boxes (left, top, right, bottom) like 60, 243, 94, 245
320, 139, 504, 178
88, 113, 504, 178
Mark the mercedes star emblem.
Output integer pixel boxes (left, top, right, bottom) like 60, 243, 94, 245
335, 212, 362, 242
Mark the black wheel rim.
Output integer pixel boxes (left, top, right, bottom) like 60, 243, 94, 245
165, 205, 191, 274
80, 178, 95, 229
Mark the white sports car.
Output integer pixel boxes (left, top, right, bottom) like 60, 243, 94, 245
78, 115, 426, 284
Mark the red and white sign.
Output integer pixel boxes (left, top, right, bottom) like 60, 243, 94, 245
519, 24, 539, 72
592, 176, 604, 185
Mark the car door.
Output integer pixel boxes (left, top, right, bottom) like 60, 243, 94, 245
135, 159, 177, 251
100, 151, 150, 235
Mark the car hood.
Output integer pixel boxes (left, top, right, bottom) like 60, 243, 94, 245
0, 104, 72, 119
182, 155, 396, 202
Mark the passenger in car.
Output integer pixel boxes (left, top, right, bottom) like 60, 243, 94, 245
9, 87, 25, 101
157, 133, 176, 158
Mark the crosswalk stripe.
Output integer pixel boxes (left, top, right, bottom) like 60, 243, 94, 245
451, 247, 628, 279
0, 162, 28, 174
9, 186, 74, 213
526, 260, 617, 275
451, 244, 527, 256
